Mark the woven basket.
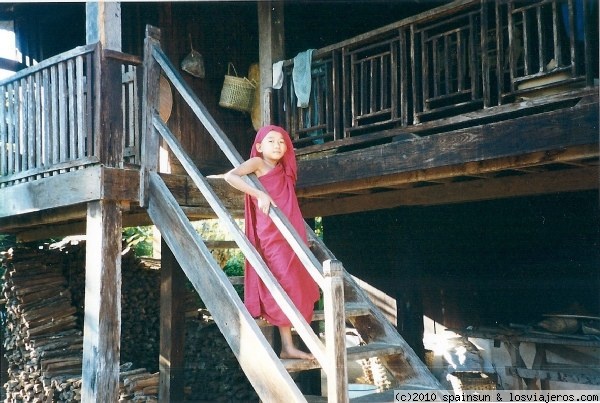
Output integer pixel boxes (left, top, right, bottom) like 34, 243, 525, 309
219, 63, 256, 113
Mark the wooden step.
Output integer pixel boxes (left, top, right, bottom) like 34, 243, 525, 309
254, 302, 370, 327
311, 302, 370, 321
282, 342, 404, 372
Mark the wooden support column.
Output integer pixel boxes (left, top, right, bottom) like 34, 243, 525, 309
257, 1, 285, 125
323, 259, 348, 402
81, 200, 122, 402
83, 4, 124, 401
86, 2, 122, 50
159, 238, 186, 402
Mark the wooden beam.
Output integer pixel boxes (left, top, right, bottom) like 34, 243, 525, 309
300, 166, 599, 217
297, 102, 599, 195
298, 144, 598, 198
159, 239, 186, 402
0, 169, 243, 235
0, 166, 138, 219
81, 200, 122, 402
258, 1, 285, 125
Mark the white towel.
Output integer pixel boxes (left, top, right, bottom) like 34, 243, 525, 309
293, 49, 314, 108
272, 60, 284, 89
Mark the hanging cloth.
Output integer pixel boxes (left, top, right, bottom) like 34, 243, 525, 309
292, 49, 314, 108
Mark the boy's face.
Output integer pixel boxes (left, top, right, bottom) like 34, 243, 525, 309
256, 130, 287, 161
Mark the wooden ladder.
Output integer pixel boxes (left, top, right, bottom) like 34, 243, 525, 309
141, 25, 445, 402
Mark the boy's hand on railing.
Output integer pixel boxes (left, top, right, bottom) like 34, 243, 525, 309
257, 191, 276, 215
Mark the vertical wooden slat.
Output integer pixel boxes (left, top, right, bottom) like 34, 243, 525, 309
432, 38, 439, 98
7, 83, 15, 174
481, 1, 490, 107
457, 29, 464, 92
360, 59, 367, 117
351, 53, 358, 129
440, 33, 452, 95
380, 54, 386, 113
421, 31, 429, 112
536, 6, 544, 72
567, 0, 576, 76
67, 58, 77, 163
34, 72, 42, 173
128, 66, 136, 160
58, 62, 68, 162
369, 58, 375, 114
86, 52, 94, 157
468, 14, 478, 98
50, 65, 60, 164
508, 2, 516, 93
0, 85, 6, 176
397, 30, 407, 126
76, 55, 86, 159
495, 1, 505, 103
14, 82, 21, 174
42, 69, 51, 169
332, 49, 341, 141
410, 25, 420, 123
551, 1, 561, 67
522, 10, 530, 76
26, 75, 35, 172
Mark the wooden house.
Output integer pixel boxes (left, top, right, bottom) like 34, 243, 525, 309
0, 0, 598, 401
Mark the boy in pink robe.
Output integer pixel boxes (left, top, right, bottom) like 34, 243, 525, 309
224, 125, 319, 359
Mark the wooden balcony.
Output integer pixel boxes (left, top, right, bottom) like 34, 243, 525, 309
0, 42, 240, 240
275, 0, 597, 152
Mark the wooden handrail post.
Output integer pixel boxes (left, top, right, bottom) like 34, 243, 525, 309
140, 25, 162, 207
323, 259, 348, 403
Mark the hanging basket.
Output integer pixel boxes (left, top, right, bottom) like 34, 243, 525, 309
219, 63, 256, 113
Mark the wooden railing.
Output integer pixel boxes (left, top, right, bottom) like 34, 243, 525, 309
274, 0, 596, 148
0, 43, 142, 187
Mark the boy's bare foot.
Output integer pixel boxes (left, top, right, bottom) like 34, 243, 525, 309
280, 347, 314, 360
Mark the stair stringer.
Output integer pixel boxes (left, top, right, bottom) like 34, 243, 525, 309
146, 171, 307, 403
307, 227, 444, 390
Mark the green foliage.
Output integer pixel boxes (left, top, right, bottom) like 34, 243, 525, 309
223, 251, 244, 277
223, 251, 244, 301
123, 226, 153, 257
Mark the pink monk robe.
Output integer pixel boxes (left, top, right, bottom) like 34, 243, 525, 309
244, 126, 320, 327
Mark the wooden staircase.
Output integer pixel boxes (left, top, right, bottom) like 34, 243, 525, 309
141, 25, 445, 402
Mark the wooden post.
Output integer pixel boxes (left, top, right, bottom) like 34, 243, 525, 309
82, 4, 124, 401
257, 1, 285, 126
87, 2, 123, 167
81, 200, 122, 402
159, 239, 186, 402
140, 25, 162, 207
323, 259, 348, 402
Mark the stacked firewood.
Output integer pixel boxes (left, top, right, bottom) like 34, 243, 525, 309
184, 313, 259, 402
55, 241, 161, 373
1, 245, 83, 402
2, 241, 258, 402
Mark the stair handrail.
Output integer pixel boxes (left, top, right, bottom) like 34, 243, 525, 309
141, 25, 348, 400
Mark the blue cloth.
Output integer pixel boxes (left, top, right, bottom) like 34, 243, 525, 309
292, 49, 314, 108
